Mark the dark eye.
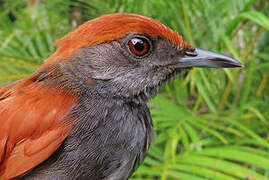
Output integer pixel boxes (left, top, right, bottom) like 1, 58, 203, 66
128, 37, 150, 57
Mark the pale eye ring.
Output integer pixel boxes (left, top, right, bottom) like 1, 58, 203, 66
127, 37, 150, 57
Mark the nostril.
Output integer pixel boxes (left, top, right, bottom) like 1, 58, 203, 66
185, 49, 198, 56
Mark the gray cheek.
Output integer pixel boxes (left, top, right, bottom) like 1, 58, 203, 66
68, 38, 182, 102
72, 42, 135, 80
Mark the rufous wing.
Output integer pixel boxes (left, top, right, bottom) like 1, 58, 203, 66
0, 74, 77, 180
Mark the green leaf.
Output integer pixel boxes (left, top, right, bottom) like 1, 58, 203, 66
239, 11, 269, 30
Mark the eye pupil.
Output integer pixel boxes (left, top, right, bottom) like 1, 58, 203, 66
128, 37, 150, 57
133, 39, 144, 52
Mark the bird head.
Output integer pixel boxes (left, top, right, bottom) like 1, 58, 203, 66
39, 13, 243, 103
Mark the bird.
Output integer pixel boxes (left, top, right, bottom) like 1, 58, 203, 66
0, 13, 243, 180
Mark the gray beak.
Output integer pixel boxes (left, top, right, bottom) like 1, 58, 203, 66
177, 48, 244, 68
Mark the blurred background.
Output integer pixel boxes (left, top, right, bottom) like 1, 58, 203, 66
0, 0, 268, 179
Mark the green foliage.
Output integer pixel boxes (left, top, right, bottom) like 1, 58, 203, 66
0, 0, 268, 179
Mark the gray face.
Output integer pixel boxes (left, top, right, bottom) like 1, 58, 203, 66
72, 33, 186, 102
